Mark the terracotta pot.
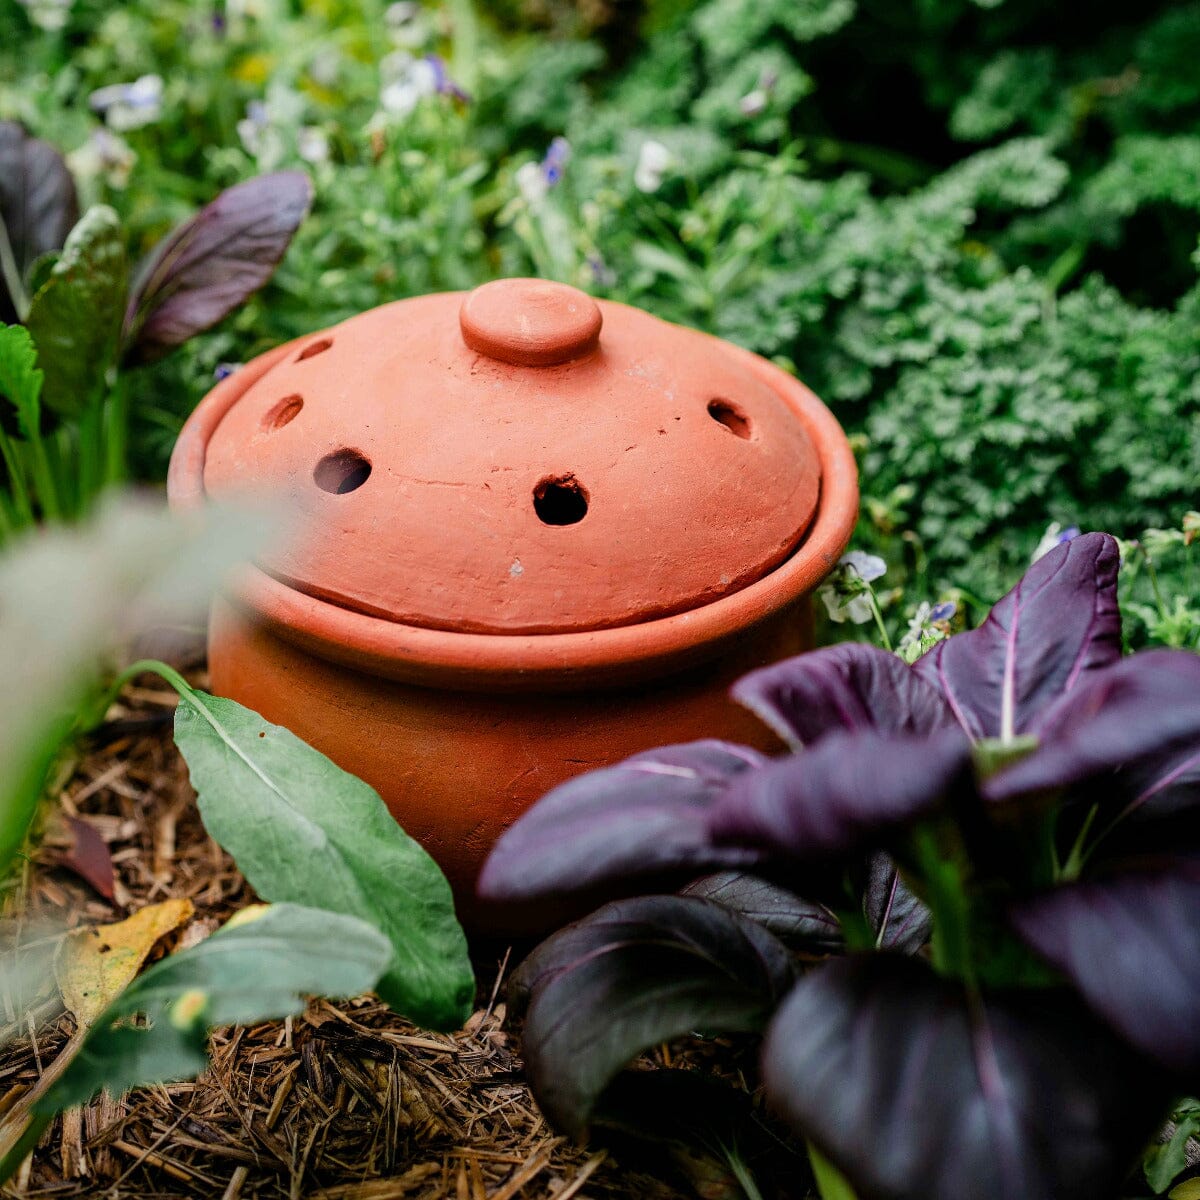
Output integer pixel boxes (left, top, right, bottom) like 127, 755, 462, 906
168, 279, 858, 929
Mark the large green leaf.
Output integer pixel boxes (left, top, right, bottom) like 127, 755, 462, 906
173, 692, 474, 1030
0, 322, 42, 438
25, 206, 128, 416
45, 903, 390, 1110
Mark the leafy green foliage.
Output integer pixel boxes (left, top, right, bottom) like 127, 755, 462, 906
5, 0, 1196, 607
25, 205, 127, 416
1144, 1099, 1200, 1194
172, 691, 474, 1031
0, 323, 43, 438
45, 903, 391, 1109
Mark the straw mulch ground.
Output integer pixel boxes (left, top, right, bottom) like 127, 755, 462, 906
0, 670, 796, 1200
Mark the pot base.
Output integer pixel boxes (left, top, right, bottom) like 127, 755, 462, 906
207, 597, 809, 931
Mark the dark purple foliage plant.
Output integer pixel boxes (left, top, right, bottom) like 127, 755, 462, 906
479, 533, 1200, 1200
0, 121, 310, 529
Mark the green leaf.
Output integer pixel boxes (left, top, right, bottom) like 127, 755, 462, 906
0, 323, 43, 438
44, 903, 391, 1110
25, 206, 128, 417
23, 251, 59, 300
173, 692, 474, 1030
1146, 1101, 1200, 1193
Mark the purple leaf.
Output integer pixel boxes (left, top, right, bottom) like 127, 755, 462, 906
733, 643, 955, 751
122, 171, 312, 363
680, 871, 844, 952
477, 741, 769, 905
1011, 858, 1200, 1077
762, 954, 1171, 1200
510, 895, 797, 1136
914, 533, 1121, 740
0, 122, 78, 322
864, 853, 932, 954
709, 727, 974, 860
60, 816, 115, 901
988, 650, 1200, 829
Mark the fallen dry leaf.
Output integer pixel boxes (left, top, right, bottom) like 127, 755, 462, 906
60, 816, 115, 901
55, 898, 194, 1027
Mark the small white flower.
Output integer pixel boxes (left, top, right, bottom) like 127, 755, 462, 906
1031, 522, 1081, 563
385, 1, 429, 47
297, 126, 330, 164
379, 52, 439, 116
840, 551, 887, 583
67, 128, 136, 189
739, 89, 769, 117
516, 160, 549, 207
89, 74, 163, 132
634, 139, 674, 193
309, 46, 342, 88
821, 590, 875, 625
817, 551, 887, 625
17, 0, 71, 31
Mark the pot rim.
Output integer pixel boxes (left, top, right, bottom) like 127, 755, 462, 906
169, 310, 858, 690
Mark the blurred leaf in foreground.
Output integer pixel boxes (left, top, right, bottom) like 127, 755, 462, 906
0, 495, 278, 877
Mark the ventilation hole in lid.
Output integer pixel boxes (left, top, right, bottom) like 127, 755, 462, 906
534, 475, 589, 526
296, 338, 333, 361
707, 398, 753, 440
314, 449, 372, 494
263, 394, 303, 431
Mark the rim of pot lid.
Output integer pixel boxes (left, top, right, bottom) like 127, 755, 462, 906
198, 278, 823, 636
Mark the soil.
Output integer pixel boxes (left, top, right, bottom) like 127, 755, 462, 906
0, 667, 795, 1200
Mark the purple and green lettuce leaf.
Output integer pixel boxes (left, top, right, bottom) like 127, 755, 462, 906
680, 871, 844, 952
122, 171, 312, 364
1011, 857, 1200, 1078
709, 727, 974, 860
0, 123, 78, 324
681, 854, 930, 956
477, 740, 768, 904
733, 641, 955, 751
510, 895, 797, 1137
914, 533, 1122, 741
762, 954, 1171, 1200
988, 649, 1200, 833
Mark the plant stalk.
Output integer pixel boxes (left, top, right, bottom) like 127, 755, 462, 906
0, 213, 29, 323
807, 1141, 859, 1200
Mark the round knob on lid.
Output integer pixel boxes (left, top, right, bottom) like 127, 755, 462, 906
459, 278, 602, 367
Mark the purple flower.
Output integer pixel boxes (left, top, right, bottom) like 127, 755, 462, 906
1032, 521, 1081, 562
423, 54, 470, 103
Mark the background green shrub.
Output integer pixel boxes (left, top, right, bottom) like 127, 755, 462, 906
1, 0, 1196, 611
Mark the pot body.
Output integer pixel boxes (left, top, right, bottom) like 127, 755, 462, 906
207, 594, 810, 929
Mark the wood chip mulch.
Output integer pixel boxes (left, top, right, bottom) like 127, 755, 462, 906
0, 667, 798, 1200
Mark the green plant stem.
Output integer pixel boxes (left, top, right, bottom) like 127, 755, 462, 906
0, 427, 34, 527
103, 380, 128, 486
0, 1110, 51, 1185
85, 658, 194, 734
912, 825, 974, 985
1140, 546, 1169, 623
807, 1142, 859, 1200
26, 425, 60, 522
0, 212, 29, 323
865, 586, 893, 652
717, 1140, 766, 1200
1059, 802, 1099, 881
77, 396, 105, 519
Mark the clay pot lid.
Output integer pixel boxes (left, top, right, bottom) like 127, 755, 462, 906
199, 278, 823, 636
